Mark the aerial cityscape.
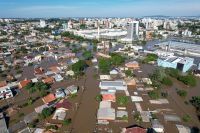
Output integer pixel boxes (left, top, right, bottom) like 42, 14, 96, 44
0, 0, 200, 133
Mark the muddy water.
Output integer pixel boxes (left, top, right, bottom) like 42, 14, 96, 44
134, 64, 200, 132
68, 67, 100, 133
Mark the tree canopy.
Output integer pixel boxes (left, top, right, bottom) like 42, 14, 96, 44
72, 60, 87, 75
98, 58, 111, 74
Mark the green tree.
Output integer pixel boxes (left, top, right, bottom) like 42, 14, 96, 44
110, 53, 125, 66
148, 91, 159, 99
38, 107, 55, 119
125, 70, 134, 77
177, 89, 187, 98
72, 60, 87, 75
190, 96, 200, 119
177, 75, 197, 87
63, 118, 72, 126
165, 68, 180, 78
98, 58, 111, 74
83, 51, 92, 60
95, 94, 102, 102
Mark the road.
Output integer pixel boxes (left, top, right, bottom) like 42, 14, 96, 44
70, 67, 99, 133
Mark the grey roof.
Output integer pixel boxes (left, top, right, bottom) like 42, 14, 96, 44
164, 114, 181, 122
116, 111, 128, 118
0, 113, 9, 133
97, 108, 115, 120
101, 81, 125, 87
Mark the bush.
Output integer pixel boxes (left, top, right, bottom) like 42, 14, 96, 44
46, 125, 58, 130
165, 68, 179, 78
148, 91, 159, 99
38, 107, 55, 119
95, 94, 102, 102
161, 77, 173, 86
190, 96, 200, 119
177, 75, 196, 87
176, 89, 187, 98
133, 112, 142, 124
117, 96, 129, 106
63, 118, 72, 126
143, 54, 158, 63
27, 97, 33, 105
125, 70, 134, 77
182, 114, 191, 122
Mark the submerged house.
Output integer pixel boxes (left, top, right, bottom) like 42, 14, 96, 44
99, 80, 127, 91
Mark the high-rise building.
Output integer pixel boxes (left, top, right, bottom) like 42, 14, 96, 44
40, 19, 46, 28
126, 21, 139, 41
62, 23, 68, 31
67, 20, 73, 29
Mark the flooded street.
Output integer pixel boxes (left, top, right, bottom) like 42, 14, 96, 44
69, 67, 99, 133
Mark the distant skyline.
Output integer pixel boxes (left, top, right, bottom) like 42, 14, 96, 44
1, 0, 200, 18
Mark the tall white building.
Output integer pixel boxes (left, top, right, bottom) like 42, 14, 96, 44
67, 20, 73, 29
126, 21, 139, 41
40, 19, 46, 28
62, 23, 68, 31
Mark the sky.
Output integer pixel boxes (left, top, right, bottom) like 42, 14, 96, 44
0, 0, 200, 18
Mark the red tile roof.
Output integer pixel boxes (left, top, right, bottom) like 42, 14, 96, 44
42, 77, 54, 84
102, 94, 116, 102
19, 79, 31, 89
42, 93, 56, 104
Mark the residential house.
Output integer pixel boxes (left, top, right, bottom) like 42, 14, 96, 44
53, 74, 63, 82
48, 66, 61, 74
0, 86, 13, 100
56, 99, 72, 110
19, 79, 31, 89
99, 80, 127, 91
67, 85, 78, 94
121, 126, 147, 133
52, 108, 66, 120
55, 88, 66, 98
102, 94, 116, 102
42, 93, 56, 104
35, 104, 49, 113
125, 61, 140, 70
42, 77, 54, 84
34, 67, 44, 77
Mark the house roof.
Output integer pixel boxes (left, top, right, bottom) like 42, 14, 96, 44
56, 99, 72, 110
0, 81, 7, 87
19, 79, 31, 88
125, 61, 140, 68
34, 67, 44, 75
97, 108, 115, 120
42, 93, 56, 104
42, 77, 54, 84
124, 127, 147, 133
102, 94, 116, 102
48, 66, 60, 72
